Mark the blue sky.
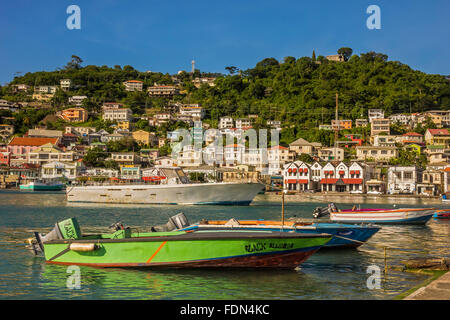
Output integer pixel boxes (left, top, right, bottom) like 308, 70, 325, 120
0, 0, 449, 84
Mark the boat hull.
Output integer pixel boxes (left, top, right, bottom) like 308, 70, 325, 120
433, 210, 450, 219
20, 183, 64, 191
181, 221, 380, 249
66, 182, 264, 205
42, 232, 331, 268
330, 209, 435, 225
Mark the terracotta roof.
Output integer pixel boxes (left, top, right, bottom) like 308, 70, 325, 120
8, 137, 59, 147
427, 129, 449, 135
125, 80, 143, 83
403, 132, 423, 137
270, 145, 288, 150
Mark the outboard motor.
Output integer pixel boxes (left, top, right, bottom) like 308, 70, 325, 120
313, 206, 330, 219
26, 218, 82, 255
151, 213, 190, 232
328, 202, 338, 213
313, 203, 339, 219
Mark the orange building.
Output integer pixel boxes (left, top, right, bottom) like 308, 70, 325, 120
331, 119, 352, 130
59, 108, 88, 123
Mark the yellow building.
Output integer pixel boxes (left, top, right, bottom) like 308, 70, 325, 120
118, 121, 131, 130
132, 130, 156, 146
59, 108, 88, 123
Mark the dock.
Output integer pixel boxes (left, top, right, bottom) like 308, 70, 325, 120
404, 271, 450, 300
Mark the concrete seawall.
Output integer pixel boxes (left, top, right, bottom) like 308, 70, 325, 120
254, 192, 443, 205
404, 272, 450, 300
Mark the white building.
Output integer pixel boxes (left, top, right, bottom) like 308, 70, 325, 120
68, 95, 87, 106
309, 162, 323, 183
223, 144, 245, 167
65, 126, 96, 137
123, 80, 143, 91
372, 135, 397, 147
60, 79, 72, 91
102, 108, 133, 122
267, 145, 295, 175
179, 105, 205, 120
36, 86, 58, 94
235, 118, 252, 129
267, 120, 281, 129
41, 161, 82, 180
219, 117, 234, 129
318, 147, 344, 162
177, 144, 203, 167
387, 166, 418, 194
389, 114, 415, 127
283, 161, 312, 191
368, 109, 385, 123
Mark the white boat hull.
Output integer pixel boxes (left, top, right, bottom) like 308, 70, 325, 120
330, 208, 435, 225
66, 182, 264, 205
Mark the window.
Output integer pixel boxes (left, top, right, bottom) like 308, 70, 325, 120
404, 172, 413, 180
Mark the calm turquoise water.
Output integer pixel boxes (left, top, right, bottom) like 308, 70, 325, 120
0, 190, 448, 300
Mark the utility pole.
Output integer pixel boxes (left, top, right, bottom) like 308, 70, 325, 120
334, 92, 339, 160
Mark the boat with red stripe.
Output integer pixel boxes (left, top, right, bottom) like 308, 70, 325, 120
313, 203, 435, 225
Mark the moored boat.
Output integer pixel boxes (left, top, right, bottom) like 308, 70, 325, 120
442, 193, 450, 203
433, 209, 450, 219
180, 219, 381, 249
313, 203, 435, 225
66, 167, 264, 205
20, 181, 65, 191
26, 218, 332, 269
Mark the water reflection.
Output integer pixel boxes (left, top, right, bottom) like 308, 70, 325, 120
0, 191, 448, 299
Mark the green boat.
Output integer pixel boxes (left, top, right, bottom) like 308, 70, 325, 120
26, 217, 332, 269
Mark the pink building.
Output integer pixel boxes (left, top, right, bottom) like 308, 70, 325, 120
7, 137, 60, 161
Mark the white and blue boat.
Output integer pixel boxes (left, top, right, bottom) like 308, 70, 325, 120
179, 218, 380, 249
329, 207, 435, 225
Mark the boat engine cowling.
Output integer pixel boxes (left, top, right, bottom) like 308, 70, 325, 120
151, 213, 190, 232
27, 218, 82, 255
313, 207, 330, 219
313, 203, 338, 219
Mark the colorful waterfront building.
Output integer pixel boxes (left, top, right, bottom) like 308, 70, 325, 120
283, 161, 311, 191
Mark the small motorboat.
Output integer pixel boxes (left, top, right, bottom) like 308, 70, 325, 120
433, 209, 450, 219
180, 218, 380, 249
313, 203, 435, 225
442, 193, 450, 203
20, 181, 65, 191
25, 215, 332, 269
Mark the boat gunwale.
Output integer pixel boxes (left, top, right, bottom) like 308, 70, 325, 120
334, 208, 435, 214
199, 220, 381, 230
43, 231, 332, 245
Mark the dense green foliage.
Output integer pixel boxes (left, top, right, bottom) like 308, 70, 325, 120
188, 52, 449, 126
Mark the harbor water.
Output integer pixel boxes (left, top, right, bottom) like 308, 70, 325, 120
0, 190, 448, 300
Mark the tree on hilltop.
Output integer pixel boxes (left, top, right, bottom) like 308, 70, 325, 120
65, 55, 83, 70
337, 47, 353, 62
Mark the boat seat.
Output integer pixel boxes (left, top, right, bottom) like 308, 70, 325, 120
224, 218, 240, 227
